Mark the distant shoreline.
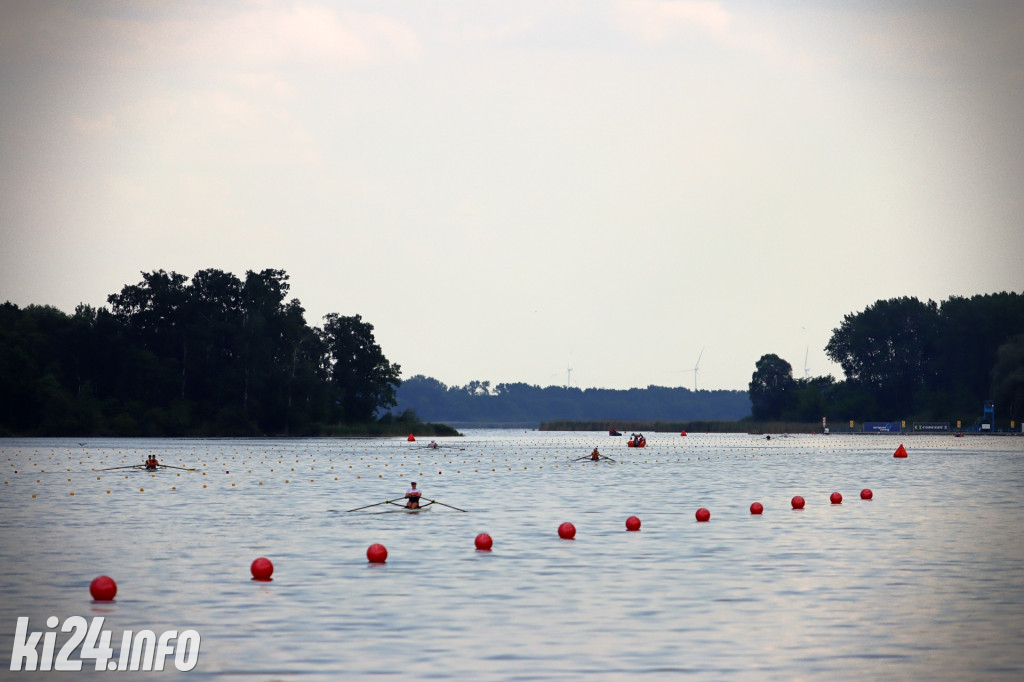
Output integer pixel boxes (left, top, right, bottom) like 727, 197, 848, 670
540, 420, 1023, 435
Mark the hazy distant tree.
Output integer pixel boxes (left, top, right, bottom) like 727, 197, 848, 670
749, 354, 796, 420
463, 380, 492, 396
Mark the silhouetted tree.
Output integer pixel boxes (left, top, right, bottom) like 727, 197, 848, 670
825, 297, 940, 416
320, 313, 401, 423
749, 354, 796, 420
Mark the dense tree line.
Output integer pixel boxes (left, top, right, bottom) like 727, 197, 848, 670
395, 376, 751, 425
749, 292, 1024, 426
0, 269, 402, 436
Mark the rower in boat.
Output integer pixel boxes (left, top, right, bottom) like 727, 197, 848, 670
144, 455, 160, 470
590, 448, 601, 461
428, 440, 439, 449
405, 482, 422, 509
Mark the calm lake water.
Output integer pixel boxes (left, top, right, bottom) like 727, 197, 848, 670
2, 431, 1023, 680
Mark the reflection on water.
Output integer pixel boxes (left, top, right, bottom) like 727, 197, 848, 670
2, 432, 1023, 679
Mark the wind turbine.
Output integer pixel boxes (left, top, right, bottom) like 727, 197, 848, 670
566, 362, 573, 389
691, 347, 704, 391
804, 347, 810, 379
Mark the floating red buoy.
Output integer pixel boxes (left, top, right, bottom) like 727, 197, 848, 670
792, 495, 805, 509
680, 430, 687, 436
861, 488, 873, 499
367, 543, 388, 563
625, 516, 641, 531
89, 575, 117, 601
475, 533, 493, 551
695, 508, 710, 522
750, 502, 764, 514
894, 444, 907, 458
830, 492, 843, 504
407, 434, 415, 442
558, 522, 576, 540
251, 557, 274, 581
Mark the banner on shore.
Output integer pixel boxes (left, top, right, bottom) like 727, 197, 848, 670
864, 422, 902, 433
913, 422, 950, 432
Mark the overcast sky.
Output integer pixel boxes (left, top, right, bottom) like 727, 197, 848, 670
2, 1, 1022, 391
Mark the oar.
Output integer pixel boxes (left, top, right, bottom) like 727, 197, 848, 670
158, 464, 196, 471
424, 499, 466, 512
346, 498, 401, 512
92, 465, 146, 471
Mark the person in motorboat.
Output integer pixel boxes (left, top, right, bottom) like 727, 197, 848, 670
405, 482, 422, 509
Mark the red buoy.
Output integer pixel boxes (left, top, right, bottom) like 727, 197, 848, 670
830, 492, 843, 504
860, 488, 873, 500
250, 557, 274, 581
367, 543, 388, 563
625, 516, 641, 531
791, 495, 805, 509
89, 575, 117, 601
893, 444, 907, 458
680, 430, 687, 436
695, 507, 710, 522
558, 522, 576, 539
475, 533, 493, 551
407, 434, 415, 442
750, 502, 764, 514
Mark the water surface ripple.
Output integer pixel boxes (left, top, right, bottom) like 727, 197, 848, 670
2, 432, 1022, 680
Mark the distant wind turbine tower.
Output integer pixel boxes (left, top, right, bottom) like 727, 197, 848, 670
804, 347, 810, 379
692, 347, 704, 391
566, 363, 573, 389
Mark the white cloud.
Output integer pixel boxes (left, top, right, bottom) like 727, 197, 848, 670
615, 0, 732, 43
71, 113, 116, 135
3, 2, 420, 71
173, 4, 421, 69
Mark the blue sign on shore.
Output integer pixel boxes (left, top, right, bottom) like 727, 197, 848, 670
864, 422, 902, 433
